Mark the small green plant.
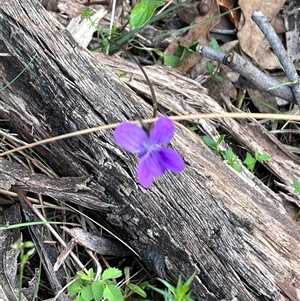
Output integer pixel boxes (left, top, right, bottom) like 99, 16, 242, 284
68, 267, 123, 301
147, 42, 199, 68
82, 7, 93, 20
202, 134, 225, 154
206, 62, 223, 83
122, 267, 148, 299
187, 125, 199, 132
148, 272, 196, 301
202, 135, 242, 172
223, 148, 242, 172
68, 267, 197, 301
130, 0, 164, 28
163, 42, 200, 68
243, 149, 272, 173
81, 7, 117, 53
204, 38, 223, 85
12, 241, 35, 301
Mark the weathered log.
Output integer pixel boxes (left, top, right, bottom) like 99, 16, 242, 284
0, 1, 300, 300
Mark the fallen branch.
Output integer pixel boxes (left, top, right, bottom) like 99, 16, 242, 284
252, 10, 300, 109
200, 46, 296, 104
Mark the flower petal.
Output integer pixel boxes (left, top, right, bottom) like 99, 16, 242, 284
114, 123, 148, 153
137, 152, 164, 188
149, 117, 174, 145
157, 147, 185, 173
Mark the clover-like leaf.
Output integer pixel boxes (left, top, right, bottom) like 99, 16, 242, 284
92, 280, 104, 301
103, 283, 123, 301
81, 286, 93, 301
68, 279, 82, 296
102, 268, 122, 281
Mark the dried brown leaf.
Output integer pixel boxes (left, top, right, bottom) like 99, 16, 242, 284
237, 0, 285, 70
218, 0, 241, 28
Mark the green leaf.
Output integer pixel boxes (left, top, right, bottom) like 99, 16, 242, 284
92, 280, 104, 301
180, 46, 194, 60
215, 75, 223, 83
157, 278, 176, 293
26, 247, 35, 257
151, 48, 164, 57
189, 42, 200, 52
163, 55, 181, 67
211, 37, 220, 51
243, 153, 256, 172
23, 241, 35, 249
224, 148, 233, 161
188, 126, 198, 132
202, 136, 217, 149
244, 153, 255, 164
216, 134, 225, 147
293, 179, 300, 194
229, 162, 242, 173
150, 273, 196, 301
206, 62, 214, 74
127, 283, 147, 298
77, 269, 93, 281
77, 271, 86, 278
137, 280, 150, 290
176, 275, 193, 297
175, 275, 183, 291
224, 149, 241, 173
21, 254, 29, 263
130, 0, 164, 28
81, 286, 93, 301
174, 44, 184, 57
87, 268, 95, 280
124, 266, 131, 281
68, 279, 82, 296
75, 294, 85, 301
103, 283, 123, 301
257, 154, 272, 163
102, 268, 122, 280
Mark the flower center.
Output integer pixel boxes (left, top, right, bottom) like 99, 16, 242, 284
139, 142, 160, 158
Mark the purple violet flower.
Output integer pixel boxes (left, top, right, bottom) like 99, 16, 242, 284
114, 117, 185, 188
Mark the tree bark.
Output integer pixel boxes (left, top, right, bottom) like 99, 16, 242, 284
0, 1, 300, 300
